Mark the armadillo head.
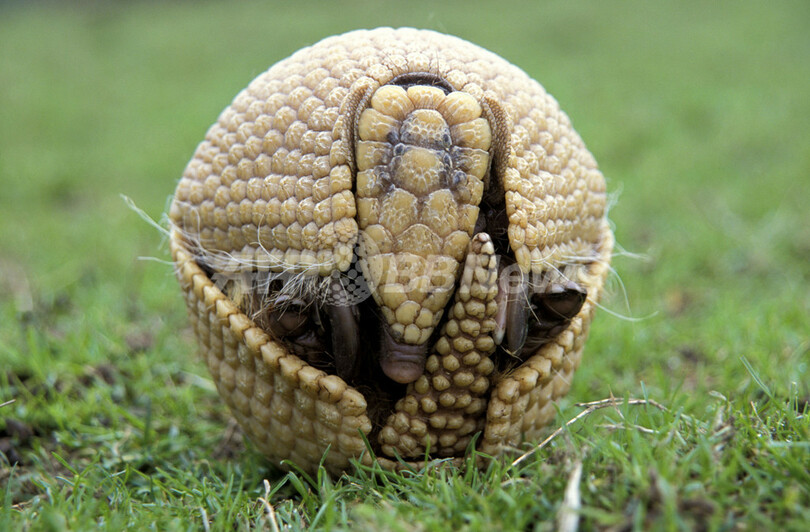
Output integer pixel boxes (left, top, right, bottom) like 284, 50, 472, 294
354, 79, 492, 383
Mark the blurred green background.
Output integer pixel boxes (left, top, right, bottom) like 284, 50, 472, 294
0, 0, 808, 526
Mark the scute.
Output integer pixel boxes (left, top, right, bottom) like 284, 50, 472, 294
370, 85, 414, 119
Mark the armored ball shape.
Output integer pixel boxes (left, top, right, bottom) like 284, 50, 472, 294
170, 27, 613, 475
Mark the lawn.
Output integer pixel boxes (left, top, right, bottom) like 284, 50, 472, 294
1, 0, 808, 529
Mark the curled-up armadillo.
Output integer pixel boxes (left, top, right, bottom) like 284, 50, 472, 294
169, 27, 613, 474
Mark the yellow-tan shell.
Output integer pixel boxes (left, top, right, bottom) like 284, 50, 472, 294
169, 27, 613, 475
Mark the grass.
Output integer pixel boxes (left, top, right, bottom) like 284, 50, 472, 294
1, 0, 808, 529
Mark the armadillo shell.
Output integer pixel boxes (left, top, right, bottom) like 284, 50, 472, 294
170, 28, 613, 475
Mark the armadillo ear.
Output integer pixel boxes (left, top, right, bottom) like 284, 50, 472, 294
535, 281, 587, 322
520, 280, 588, 355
